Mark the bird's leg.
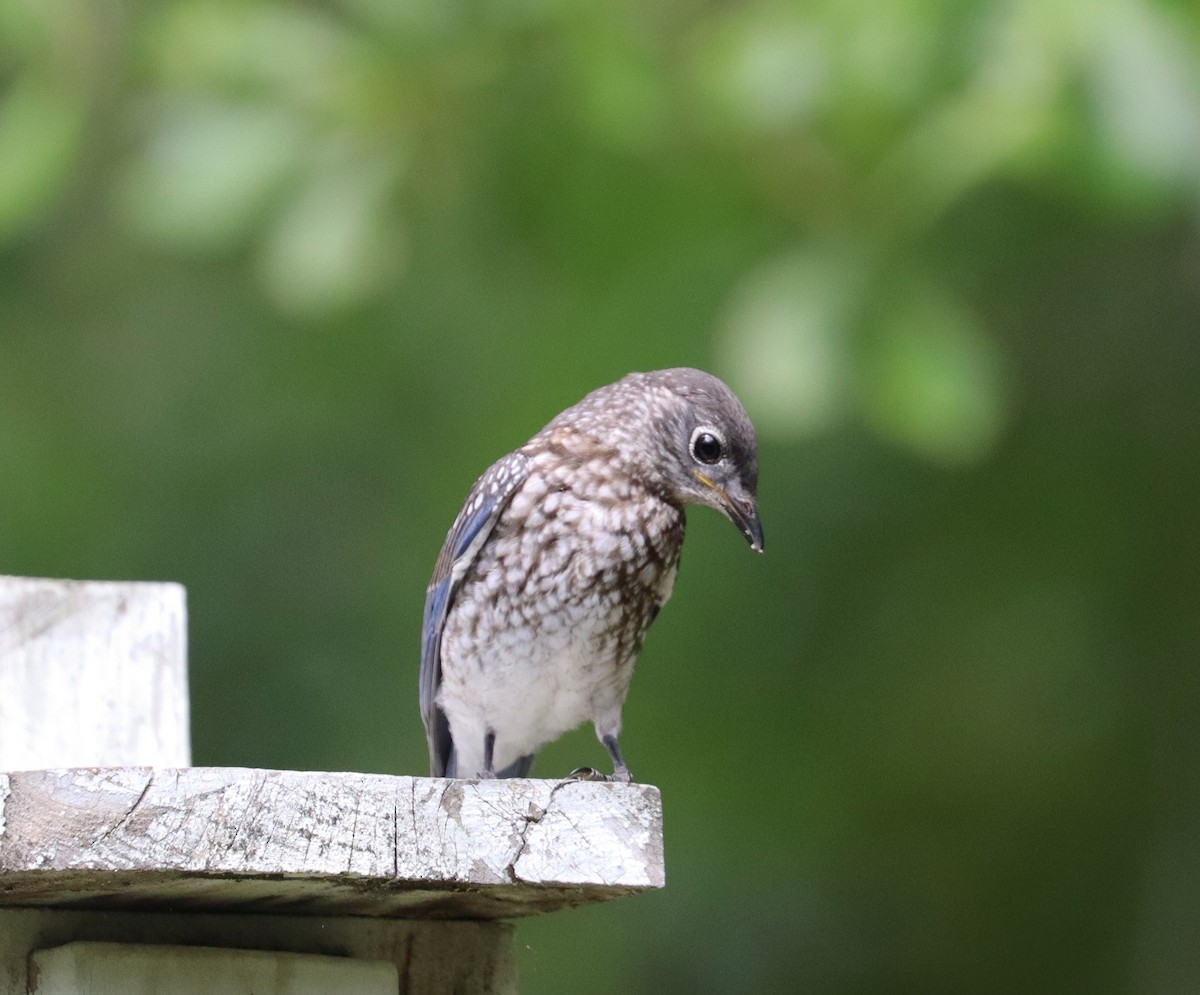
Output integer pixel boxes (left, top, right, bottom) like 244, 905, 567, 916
601, 733, 633, 784
565, 734, 633, 781
482, 730, 497, 779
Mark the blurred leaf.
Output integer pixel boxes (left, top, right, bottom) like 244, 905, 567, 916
0, 79, 84, 240
858, 283, 1007, 464
143, 0, 361, 105
1086, 0, 1200, 191
866, 0, 1065, 233
718, 247, 861, 439
824, 0, 938, 112
691, 8, 827, 135
258, 147, 405, 315
117, 98, 306, 249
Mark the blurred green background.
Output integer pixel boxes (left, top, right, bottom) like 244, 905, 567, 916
2, 0, 1198, 991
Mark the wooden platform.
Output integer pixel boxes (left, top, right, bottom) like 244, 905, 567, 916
0, 766, 664, 919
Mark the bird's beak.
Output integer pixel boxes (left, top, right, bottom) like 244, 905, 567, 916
694, 470, 765, 553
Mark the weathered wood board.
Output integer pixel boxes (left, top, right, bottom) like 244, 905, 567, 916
0, 767, 664, 919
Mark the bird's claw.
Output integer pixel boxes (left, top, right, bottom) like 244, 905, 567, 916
566, 766, 610, 782
565, 766, 634, 783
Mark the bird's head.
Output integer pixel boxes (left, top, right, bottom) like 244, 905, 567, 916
540, 367, 764, 553
640, 368, 764, 553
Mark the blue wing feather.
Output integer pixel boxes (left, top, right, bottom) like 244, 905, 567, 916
420, 451, 530, 776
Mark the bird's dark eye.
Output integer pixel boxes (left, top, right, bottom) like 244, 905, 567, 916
691, 430, 723, 465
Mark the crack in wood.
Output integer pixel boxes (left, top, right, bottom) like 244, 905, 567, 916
93, 771, 155, 846
505, 780, 573, 883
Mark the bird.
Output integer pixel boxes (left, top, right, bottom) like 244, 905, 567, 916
420, 367, 763, 782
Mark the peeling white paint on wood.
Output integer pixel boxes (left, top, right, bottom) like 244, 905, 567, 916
0, 576, 190, 770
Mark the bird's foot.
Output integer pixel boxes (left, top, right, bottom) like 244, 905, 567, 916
565, 766, 634, 783
566, 767, 608, 781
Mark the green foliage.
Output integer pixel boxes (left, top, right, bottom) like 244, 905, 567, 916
1, 0, 1197, 991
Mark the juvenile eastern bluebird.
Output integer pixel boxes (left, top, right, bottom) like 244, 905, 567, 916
420, 368, 763, 782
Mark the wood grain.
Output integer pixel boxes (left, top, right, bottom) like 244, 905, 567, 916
0, 767, 664, 919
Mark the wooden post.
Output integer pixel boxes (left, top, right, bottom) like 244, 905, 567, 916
0, 576, 189, 769
0, 576, 665, 994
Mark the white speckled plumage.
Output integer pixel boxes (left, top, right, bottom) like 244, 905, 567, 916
420, 368, 763, 781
